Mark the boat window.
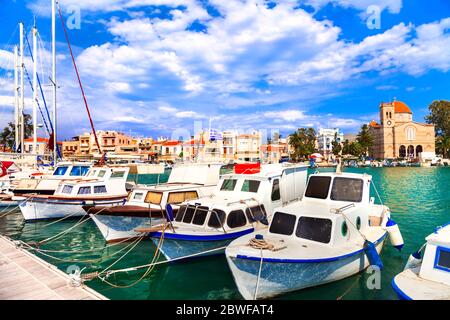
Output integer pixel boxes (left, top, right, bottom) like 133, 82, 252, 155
175, 205, 187, 222
53, 166, 68, 176
330, 178, 363, 202
296, 217, 332, 244
111, 171, 125, 178
305, 176, 331, 199
133, 192, 144, 200
192, 206, 209, 226
207, 209, 226, 228
227, 210, 247, 228
241, 180, 260, 193
80, 166, 90, 176
89, 170, 97, 176
269, 212, 296, 235
271, 179, 281, 201
69, 166, 89, 176
435, 247, 450, 272
78, 186, 92, 195
220, 179, 237, 191
94, 185, 107, 194
182, 205, 196, 223
61, 185, 73, 194
98, 170, 106, 178
167, 191, 199, 204
245, 205, 267, 223
144, 192, 162, 205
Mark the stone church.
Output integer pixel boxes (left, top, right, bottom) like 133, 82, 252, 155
369, 100, 435, 159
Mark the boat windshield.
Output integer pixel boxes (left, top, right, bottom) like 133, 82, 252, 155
269, 211, 296, 236
241, 180, 260, 193
220, 179, 237, 191
53, 166, 68, 176
330, 178, 363, 202
69, 166, 90, 176
296, 216, 332, 244
305, 176, 331, 199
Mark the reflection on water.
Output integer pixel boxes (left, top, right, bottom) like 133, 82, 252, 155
0, 167, 449, 300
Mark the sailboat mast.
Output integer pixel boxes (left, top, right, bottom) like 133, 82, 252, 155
13, 45, 19, 151
51, 0, 57, 163
32, 26, 38, 155
19, 22, 25, 155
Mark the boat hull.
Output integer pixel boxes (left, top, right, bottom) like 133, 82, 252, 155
90, 214, 165, 242
150, 229, 255, 262
226, 236, 386, 300
18, 198, 126, 221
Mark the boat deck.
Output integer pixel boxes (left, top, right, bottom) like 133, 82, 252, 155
0, 235, 107, 300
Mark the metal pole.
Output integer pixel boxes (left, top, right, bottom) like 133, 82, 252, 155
52, 0, 57, 164
19, 22, 24, 155
33, 27, 38, 156
13, 45, 19, 151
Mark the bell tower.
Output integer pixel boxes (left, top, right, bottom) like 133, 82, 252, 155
380, 102, 395, 127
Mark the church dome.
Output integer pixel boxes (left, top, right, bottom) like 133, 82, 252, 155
393, 101, 412, 114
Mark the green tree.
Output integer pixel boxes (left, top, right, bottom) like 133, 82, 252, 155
425, 100, 450, 137
356, 124, 374, 157
348, 142, 363, 157
436, 136, 450, 158
289, 128, 316, 162
0, 114, 33, 149
331, 132, 342, 156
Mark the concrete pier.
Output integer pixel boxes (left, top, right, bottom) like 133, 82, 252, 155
0, 235, 107, 300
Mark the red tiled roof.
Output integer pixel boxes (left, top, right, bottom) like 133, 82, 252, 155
163, 140, 181, 146
24, 137, 62, 145
393, 101, 412, 114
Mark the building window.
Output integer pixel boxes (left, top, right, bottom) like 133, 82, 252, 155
416, 145, 423, 157
407, 145, 415, 158
406, 127, 416, 141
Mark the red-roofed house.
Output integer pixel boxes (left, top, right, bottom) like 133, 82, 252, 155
160, 140, 183, 163
24, 137, 62, 155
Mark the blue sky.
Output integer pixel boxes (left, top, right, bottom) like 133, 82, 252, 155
0, 0, 449, 141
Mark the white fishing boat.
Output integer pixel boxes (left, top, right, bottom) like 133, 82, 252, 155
144, 163, 308, 262
14, 166, 130, 221
89, 163, 222, 242
225, 171, 404, 300
8, 162, 92, 195
392, 223, 450, 300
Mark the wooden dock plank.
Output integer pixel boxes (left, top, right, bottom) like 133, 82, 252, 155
0, 235, 107, 300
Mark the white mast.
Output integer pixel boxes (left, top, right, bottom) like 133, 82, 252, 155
19, 22, 24, 155
13, 45, 19, 151
51, 0, 57, 163
32, 26, 38, 155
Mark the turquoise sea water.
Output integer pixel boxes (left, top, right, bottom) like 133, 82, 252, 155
0, 167, 449, 300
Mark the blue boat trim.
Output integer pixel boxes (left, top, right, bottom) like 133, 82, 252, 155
235, 232, 387, 263
391, 277, 413, 300
149, 228, 254, 241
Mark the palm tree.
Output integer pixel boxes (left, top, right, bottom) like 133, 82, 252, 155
437, 136, 450, 158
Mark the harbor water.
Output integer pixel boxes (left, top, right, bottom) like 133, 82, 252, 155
1, 167, 449, 300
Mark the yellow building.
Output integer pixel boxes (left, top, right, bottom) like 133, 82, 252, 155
369, 100, 435, 159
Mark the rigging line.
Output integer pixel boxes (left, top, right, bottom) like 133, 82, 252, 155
56, 2, 103, 156
22, 64, 51, 136
24, 30, 53, 134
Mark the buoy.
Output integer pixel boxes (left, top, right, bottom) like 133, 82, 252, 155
385, 219, 404, 251
165, 204, 174, 222
364, 240, 384, 270
404, 250, 422, 270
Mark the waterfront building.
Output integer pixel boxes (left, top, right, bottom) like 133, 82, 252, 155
369, 100, 435, 159
236, 131, 261, 162
160, 140, 183, 163
317, 128, 344, 157
261, 138, 289, 163
24, 137, 62, 155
